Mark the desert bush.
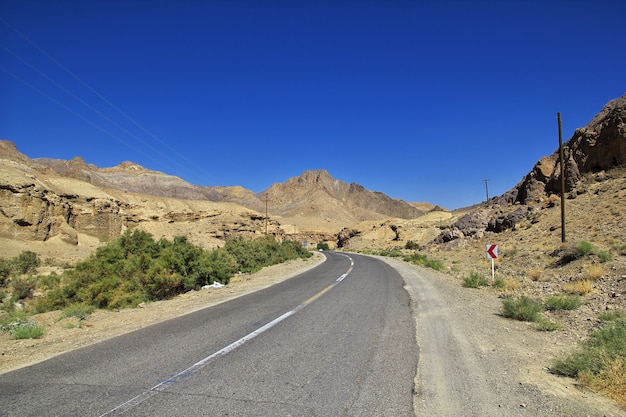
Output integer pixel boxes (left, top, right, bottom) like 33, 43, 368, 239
378, 247, 403, 257
462, 271, 487, 288
0, 259, 11, 287
494, 277, 520, 291
33, 232, 309, 312
597, 250, 614, 263
535, 317, 562, 331
58, 304, 95, 321
501, 296, 543, 322
563, 279, 593, 295
598, 311, 626, 321
1, 317, 44, 340
610, 242, 626, 255
584, 264, 604, 280
546, 295, 583, 311
10, 276, 37, 300
38, 272, 61, 290
15, 251, 40, 275
552, 318, 626, 405
526, 268, 543, 281
576, 240, 595, 257
403, 252, 444, 270
317, 242, 330, 251
405, 240, 420, 250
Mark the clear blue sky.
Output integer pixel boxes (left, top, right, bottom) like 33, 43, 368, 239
1, 1, 624, 209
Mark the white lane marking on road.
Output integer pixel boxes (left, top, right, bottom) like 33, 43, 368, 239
100, 255, 354, 416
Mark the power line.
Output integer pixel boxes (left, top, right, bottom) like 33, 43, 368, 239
0, 16, 215, 181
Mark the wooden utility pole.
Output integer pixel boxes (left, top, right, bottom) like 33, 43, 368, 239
558, 112, 566, 243
265, 195, 269, 235
483, 179, 490, 203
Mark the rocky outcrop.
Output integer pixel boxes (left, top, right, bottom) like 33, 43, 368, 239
516, 94, 626, 203
433, 93, 626, 245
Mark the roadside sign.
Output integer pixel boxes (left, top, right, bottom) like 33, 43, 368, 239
486, 244, 498, 281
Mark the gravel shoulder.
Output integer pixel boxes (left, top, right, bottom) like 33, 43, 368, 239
378, 256, 625, 417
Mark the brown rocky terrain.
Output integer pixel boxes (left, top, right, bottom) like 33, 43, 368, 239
1, 93, 625, 407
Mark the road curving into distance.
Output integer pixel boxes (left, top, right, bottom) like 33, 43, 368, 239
0, 252, 417, 416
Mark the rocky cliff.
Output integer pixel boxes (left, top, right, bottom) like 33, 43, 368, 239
434, 93, 626, 244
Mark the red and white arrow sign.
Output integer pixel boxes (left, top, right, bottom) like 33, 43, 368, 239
486, 244, 498, 259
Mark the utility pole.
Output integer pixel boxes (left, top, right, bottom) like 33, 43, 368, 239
265, 195, 269, 235
558, 112, 566, 243
483, 179, 490, 203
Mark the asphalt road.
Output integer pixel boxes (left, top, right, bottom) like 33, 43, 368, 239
0, 252, 417, 416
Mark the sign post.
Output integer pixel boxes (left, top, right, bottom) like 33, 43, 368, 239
486, 244, 498, 281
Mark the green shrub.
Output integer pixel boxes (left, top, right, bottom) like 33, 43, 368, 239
611, 242, 626, 255
535, 317, 562, 331
317, 242, 330, 251
379, 247, 403, 257
463, 271, 487, 288
32, 232, 310, 312
423, 258, 444, 270
404, 252, 427, 264
552, 318, 626, 377
597, 251, 614, 263
501, 296, 543, 322
38, 272, 61, 290
598, 311, 626, 322
1, 318, 44, 340
405, 240, 420, 250
10, 276, 37, 300
576, 240, 594, 257
0, 258, 11, 287
493, 277, 505, 289
403, 252, 444, 270
59, 304, 94, 320
15, 251, 40, 275
546, 295, 583, 311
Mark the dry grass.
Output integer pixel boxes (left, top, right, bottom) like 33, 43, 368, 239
579, 356, 626, 406
563, 279, 594, 295
526, 267, 543, 281
501, 278, 520, 291
584, 264, 604, 280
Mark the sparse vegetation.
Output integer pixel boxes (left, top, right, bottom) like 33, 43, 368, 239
610, 242, 626, 255
546, 295, 583, 311
1, 314, 44, 340
316, 242, 330, 251
535, 317, 562, 332
597, 250, 614, 263
462, 271, 487, 288
404, 240, 420, 250
552, 316, 626, 406
403, 252, 444, 270
598, 311, 626, 321
584, 264, 604, 280
526, 267, 543, 281
576, 240, 595, 257
563, 279, 594, 295
59, 304, 95, 321
501, 296, 543, 322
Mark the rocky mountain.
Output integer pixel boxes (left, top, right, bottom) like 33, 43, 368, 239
31, 152, 424, 222
0, 140, 433, 261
